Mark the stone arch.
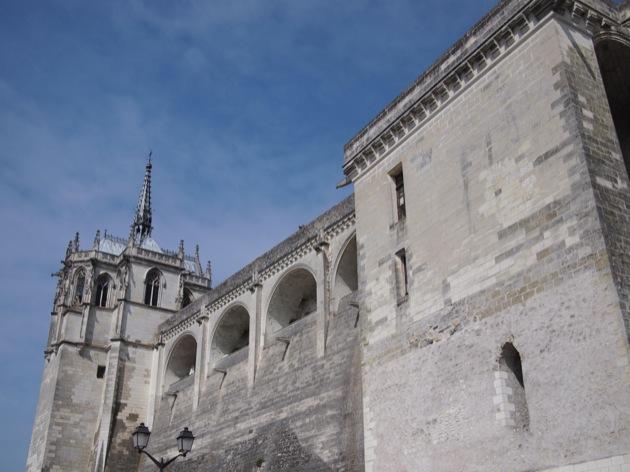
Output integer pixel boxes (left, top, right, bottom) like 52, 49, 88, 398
594, 32, 630, 174
164, 333, 197, 389
332, 234, 358, 311
266, 266, 317, 335
494, 341, 529, 429
210, 303, 250, 365
144, 268, 162, 307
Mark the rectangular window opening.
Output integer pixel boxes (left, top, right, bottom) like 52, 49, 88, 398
390, 165, 406, 222
395, 249, 409, 302
96, 365, 106, 379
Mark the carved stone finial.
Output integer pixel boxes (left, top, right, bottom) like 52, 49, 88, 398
206, 260, 212, 288
195, 244, 200, 262
178, 240, 185, 259
93, 230, 101, 250
73, 232, 80, 252
65, 240, 73, 259
127, 224, 135, 248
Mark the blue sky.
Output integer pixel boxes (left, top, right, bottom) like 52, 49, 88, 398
0, 0, 503, 468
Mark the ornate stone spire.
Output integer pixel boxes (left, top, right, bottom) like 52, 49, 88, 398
131, 152, 153, 242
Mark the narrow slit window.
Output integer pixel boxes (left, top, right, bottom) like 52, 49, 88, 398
96, 365, 106, 379
392, 168, 406, 221
395, 249, 408, 301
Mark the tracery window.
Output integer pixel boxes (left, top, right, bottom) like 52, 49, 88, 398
94, 274, 110, 308
144, 268, 161, 307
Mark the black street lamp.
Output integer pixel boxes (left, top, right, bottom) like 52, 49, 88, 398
132, 423, 195, 470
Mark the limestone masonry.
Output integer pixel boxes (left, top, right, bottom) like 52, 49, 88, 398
27, 0, 630, 470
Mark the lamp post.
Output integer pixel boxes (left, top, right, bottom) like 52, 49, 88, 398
132, 423, 195, 470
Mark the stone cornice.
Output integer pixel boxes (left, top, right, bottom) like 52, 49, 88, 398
182, 272, 211, 289
342, 0, 626, 183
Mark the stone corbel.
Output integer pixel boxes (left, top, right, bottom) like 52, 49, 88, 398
314, 230, 330, 255
249, 269, 263, 293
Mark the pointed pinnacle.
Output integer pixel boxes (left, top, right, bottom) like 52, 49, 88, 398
131, 154, 154, 242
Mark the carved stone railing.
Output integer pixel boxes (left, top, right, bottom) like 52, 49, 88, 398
103, 234, 127, 246
133, 247, 181, 266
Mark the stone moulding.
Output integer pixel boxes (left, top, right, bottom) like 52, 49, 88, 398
160, 210, 356, 341
342, 0, 627, 183
182, 272, 209, 288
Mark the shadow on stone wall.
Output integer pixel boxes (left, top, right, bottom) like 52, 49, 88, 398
167, 422, 334, 472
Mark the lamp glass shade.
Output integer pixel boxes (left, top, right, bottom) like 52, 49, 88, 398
176, 427, 194, 454
132, 423, 151, 450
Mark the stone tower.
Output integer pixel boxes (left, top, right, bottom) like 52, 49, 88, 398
26, 158, 212, 472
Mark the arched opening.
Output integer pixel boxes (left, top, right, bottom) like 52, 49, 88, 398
333, 236, 358, 311
144, 268, 161, 307
164, 334, 197, 389
94, 274, 111, 308
73, 269, 86, 306
211, 305, 250, 364
496, 342, 529, 429
267, 268, 317, 334
595, 35, 630, 174
182, 288, 194, 308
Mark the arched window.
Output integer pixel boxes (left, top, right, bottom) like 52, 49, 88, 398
144, 269, 161, 307
267, 268, 317, 335
73, 270, 86, 306
94, 274, 110, 308
495, 342, 529, 429
164, 334, 197, 389
182, 288, 193, 308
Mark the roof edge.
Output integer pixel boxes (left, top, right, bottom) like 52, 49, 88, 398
342, 0, 622, 167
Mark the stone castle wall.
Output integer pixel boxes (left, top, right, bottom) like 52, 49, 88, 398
352, 10, 630, 472
141, 296, 363, 471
